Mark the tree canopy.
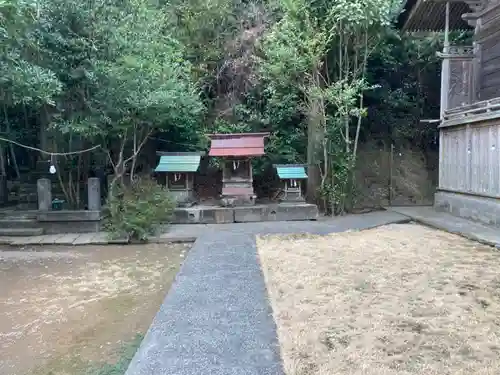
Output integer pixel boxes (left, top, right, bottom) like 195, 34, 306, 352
0, 0, 457, 211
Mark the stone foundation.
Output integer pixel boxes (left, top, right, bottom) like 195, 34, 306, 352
434, 191, 500, 227
36, 210, 101, 234
173, 206, 234, 224
172, 203, 319, 224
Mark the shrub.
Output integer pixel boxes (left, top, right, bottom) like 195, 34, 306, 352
104, 177, 175, 241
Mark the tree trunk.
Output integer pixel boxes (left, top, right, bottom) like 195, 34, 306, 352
306, 95, 323, 204
3, 106, 20, 179
9, 144, 20, 179
0, 144, 6, 176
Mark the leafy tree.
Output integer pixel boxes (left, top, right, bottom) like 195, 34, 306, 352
0, 0, 62, 177
39, 0, 204, 192
0, 0, 453, 214
259, 0, 397, 212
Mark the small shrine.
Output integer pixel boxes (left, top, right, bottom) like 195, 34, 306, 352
154, 152, 202, 206
274, 164, 307, 201
208, 132, 269, 206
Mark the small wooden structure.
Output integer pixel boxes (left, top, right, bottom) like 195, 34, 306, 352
154, 152, 202, 205
208, 133, 269, 206
274, 164, 307, 201
399, 0, 500, 227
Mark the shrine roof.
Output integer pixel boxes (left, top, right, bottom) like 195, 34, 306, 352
207, 133, 269, 157
154, 152, 202, 172
397, 0, 472, 32
274, 164, 308, 180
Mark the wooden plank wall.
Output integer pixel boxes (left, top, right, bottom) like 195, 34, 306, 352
479, 37, 500, 100
439, 120, 500, 198
477, 3, 500, 100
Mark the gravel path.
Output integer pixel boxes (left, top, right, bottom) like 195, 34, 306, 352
125, 211, 410, 375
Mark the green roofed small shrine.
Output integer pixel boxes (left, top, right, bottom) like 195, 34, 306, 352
274, 164, 307, 201
155, 152, 203, 206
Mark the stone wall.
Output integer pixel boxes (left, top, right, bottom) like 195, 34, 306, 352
172, 203, 319, 224
435, 190, 500, 227
36, 210, 102, 234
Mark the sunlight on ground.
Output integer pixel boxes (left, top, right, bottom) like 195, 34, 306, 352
0, 243, 189, 375
257, 224, 500, 375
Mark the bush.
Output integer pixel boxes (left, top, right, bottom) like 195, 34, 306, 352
104, 177, 175, 241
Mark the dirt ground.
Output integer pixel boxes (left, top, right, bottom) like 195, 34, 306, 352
257, 223, 500, 375
0, 242, 189, 375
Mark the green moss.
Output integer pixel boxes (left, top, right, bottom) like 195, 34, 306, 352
84, 334, 144, 375
32, 334, 144, 375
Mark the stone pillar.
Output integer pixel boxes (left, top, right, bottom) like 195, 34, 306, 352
87, 177, 101, 211
37, 178, 52, 211
0, 175, 7, 205
440, 51, 450, 118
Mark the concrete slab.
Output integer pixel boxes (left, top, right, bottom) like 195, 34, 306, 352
173, 203, 319, 224
0, 232, 124, 247
38, 234, 64, 245
173, 206, 234, 224
435, 191, 500, 228
0, 227, 44, 237
54, 233, 81, 245
0, 236, 15, 245
89, 232, 110, 245
388, 206, 500, 248
231, 203, 318, 223
233, 206, 269, 222
152, 235, 197, 243
275, 203, 318, 221
9, 235, 44, 246
72, 233, 97, 245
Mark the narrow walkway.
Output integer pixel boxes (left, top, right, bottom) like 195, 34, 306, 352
388, 206, 500, 248
0, 232, 126, 246
125, 211, 410, 375
0, 210, 409, 247
157, 210, 410, 241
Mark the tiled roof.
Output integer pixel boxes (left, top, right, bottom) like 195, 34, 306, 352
208, 133, 269, 157
398, 0, 472, 32
154, 152, 201, 172
274, 164, 308, 179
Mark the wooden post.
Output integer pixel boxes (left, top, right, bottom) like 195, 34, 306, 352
248, 157, 253, 183
440, 2, 451, 118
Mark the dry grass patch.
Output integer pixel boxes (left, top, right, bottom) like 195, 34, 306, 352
257, 223, 500, 375
0, 243, 189, 375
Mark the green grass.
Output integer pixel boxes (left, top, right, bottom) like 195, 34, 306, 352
38, 334, 144, 375
84, 334, 144, 375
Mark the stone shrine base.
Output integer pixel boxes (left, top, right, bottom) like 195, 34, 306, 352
37, 210, 101, 234
0, 209, 102, 237
0, 203, 319, 237
172, 202, 319, 224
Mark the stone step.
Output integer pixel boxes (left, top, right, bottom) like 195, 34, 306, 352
0, 210, 38, 220
0, 227, 44, 237
0, 218, 40, 229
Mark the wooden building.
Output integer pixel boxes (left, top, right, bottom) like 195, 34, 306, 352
400, 0, 500, 227
274, 164, 308, 201
207, 133, 269, 206
154, 152, 202, 206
